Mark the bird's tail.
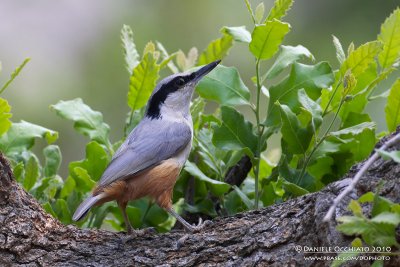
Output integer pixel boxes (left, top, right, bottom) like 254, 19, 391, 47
72, 193, 105, 221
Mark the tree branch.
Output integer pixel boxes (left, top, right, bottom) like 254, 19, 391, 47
1, 134, 400, 266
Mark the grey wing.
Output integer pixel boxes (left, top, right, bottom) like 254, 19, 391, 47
97, 119, 191, 187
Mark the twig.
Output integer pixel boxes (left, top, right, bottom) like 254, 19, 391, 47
323, 131, 400, 222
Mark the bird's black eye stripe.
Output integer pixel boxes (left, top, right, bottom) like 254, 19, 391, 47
146, 74, 193, 119
176, 77, 185, 86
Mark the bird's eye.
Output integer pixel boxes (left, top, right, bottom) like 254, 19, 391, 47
176, 77, 185, 86
189, 73, 196, 80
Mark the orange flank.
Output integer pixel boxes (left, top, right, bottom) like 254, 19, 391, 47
93, 159, 181, 210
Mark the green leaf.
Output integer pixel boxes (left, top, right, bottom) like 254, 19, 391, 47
72, 167, 96, 192
244, 0, 256, 24
377, 149, 400, 163
340, 41, 382, 77
298, 89, 322, 132
264, 45, 314, 80
265, 0, 294, 21
311, 122, 376, 181
348, 200, 363, 217
378, 8, 400, 69
54, 199, 72, 224
142, 204, 169, 229
0, 121, 58, 158
51, 98, 110, 146
59, 176, 76, 199
278, 104, 312, 154
83, 141, 109, 181
337, 63, 393, 128
260, 182, 278, 206
278, 176, 309, 196
196, 65, 250, 106
128, 52, 160, 112
88, 203, 113, 229
329, 122, 376, 137
121, 24, 140, 74
69, 141, 109, 183
371, 260, 384, 267
0, 58, 30, 95
359, 192, 375, 203
372, 194, 394, 216
31, 175, 63, 202
232, 185, 254, 209
196, 128, 224, 176
126, 206, 142, 229
385, 79, 400, 132
42, 202, 57, 218
176, 48, 198, 71
329, 122, 376, 163
348, 42, 354, 56
190, 97, 205, 128
184, 161, 230, 196
362, 223, 398, 247
221, 26, 251, 43
23, 154, 40, 191
212, 106, 258, 157
198, 34, 233, 65
307, 156, 334, 182
352, 237, 363, 247
254, 2, 265, 24
183, 199, 217, 217
0, 98, 12, 135
249, 19, 290, 60
43, 145, 61, 177
13, 162, 24, 183
265, 62, 334, 126
336, 216, 370, 235
332, 35, 346, 64
371, 212, 400, 225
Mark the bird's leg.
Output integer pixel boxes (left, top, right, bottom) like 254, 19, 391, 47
118, 201, 156, 241
118, 201, 134, 235
167, 207, 213, 249
167, 207, 211, 233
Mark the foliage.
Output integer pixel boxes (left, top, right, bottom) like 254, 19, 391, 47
333, 186, 400, 267
1, 1, 400, 235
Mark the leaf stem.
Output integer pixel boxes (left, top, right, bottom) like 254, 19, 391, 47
105, 140, 115, 156
296, 97, 345, 185
87, 210, 95, 228
0, 58, 30, 95
253, 58, 264, 209
244, 0, 256, 24
322, 81, 342, 117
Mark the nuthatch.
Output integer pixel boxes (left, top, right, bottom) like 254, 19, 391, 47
73, 60, 220, 234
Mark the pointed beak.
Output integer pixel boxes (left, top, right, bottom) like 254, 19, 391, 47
190, 59, 221, 84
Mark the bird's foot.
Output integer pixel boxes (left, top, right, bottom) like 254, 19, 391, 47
175, 218, 213, 249
186, 217, 213, 233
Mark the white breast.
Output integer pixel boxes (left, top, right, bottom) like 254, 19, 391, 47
161, 107, 193, 167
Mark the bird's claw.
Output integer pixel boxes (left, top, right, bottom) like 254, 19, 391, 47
193, 218, 212, 231
175, 219, 213, 249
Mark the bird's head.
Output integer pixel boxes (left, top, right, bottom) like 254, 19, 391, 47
145, 60, 220, 119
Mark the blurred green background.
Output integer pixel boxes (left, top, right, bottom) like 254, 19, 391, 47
1, 0, 399, 176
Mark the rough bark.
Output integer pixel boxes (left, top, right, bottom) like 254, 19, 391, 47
1, 134, 400, 266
